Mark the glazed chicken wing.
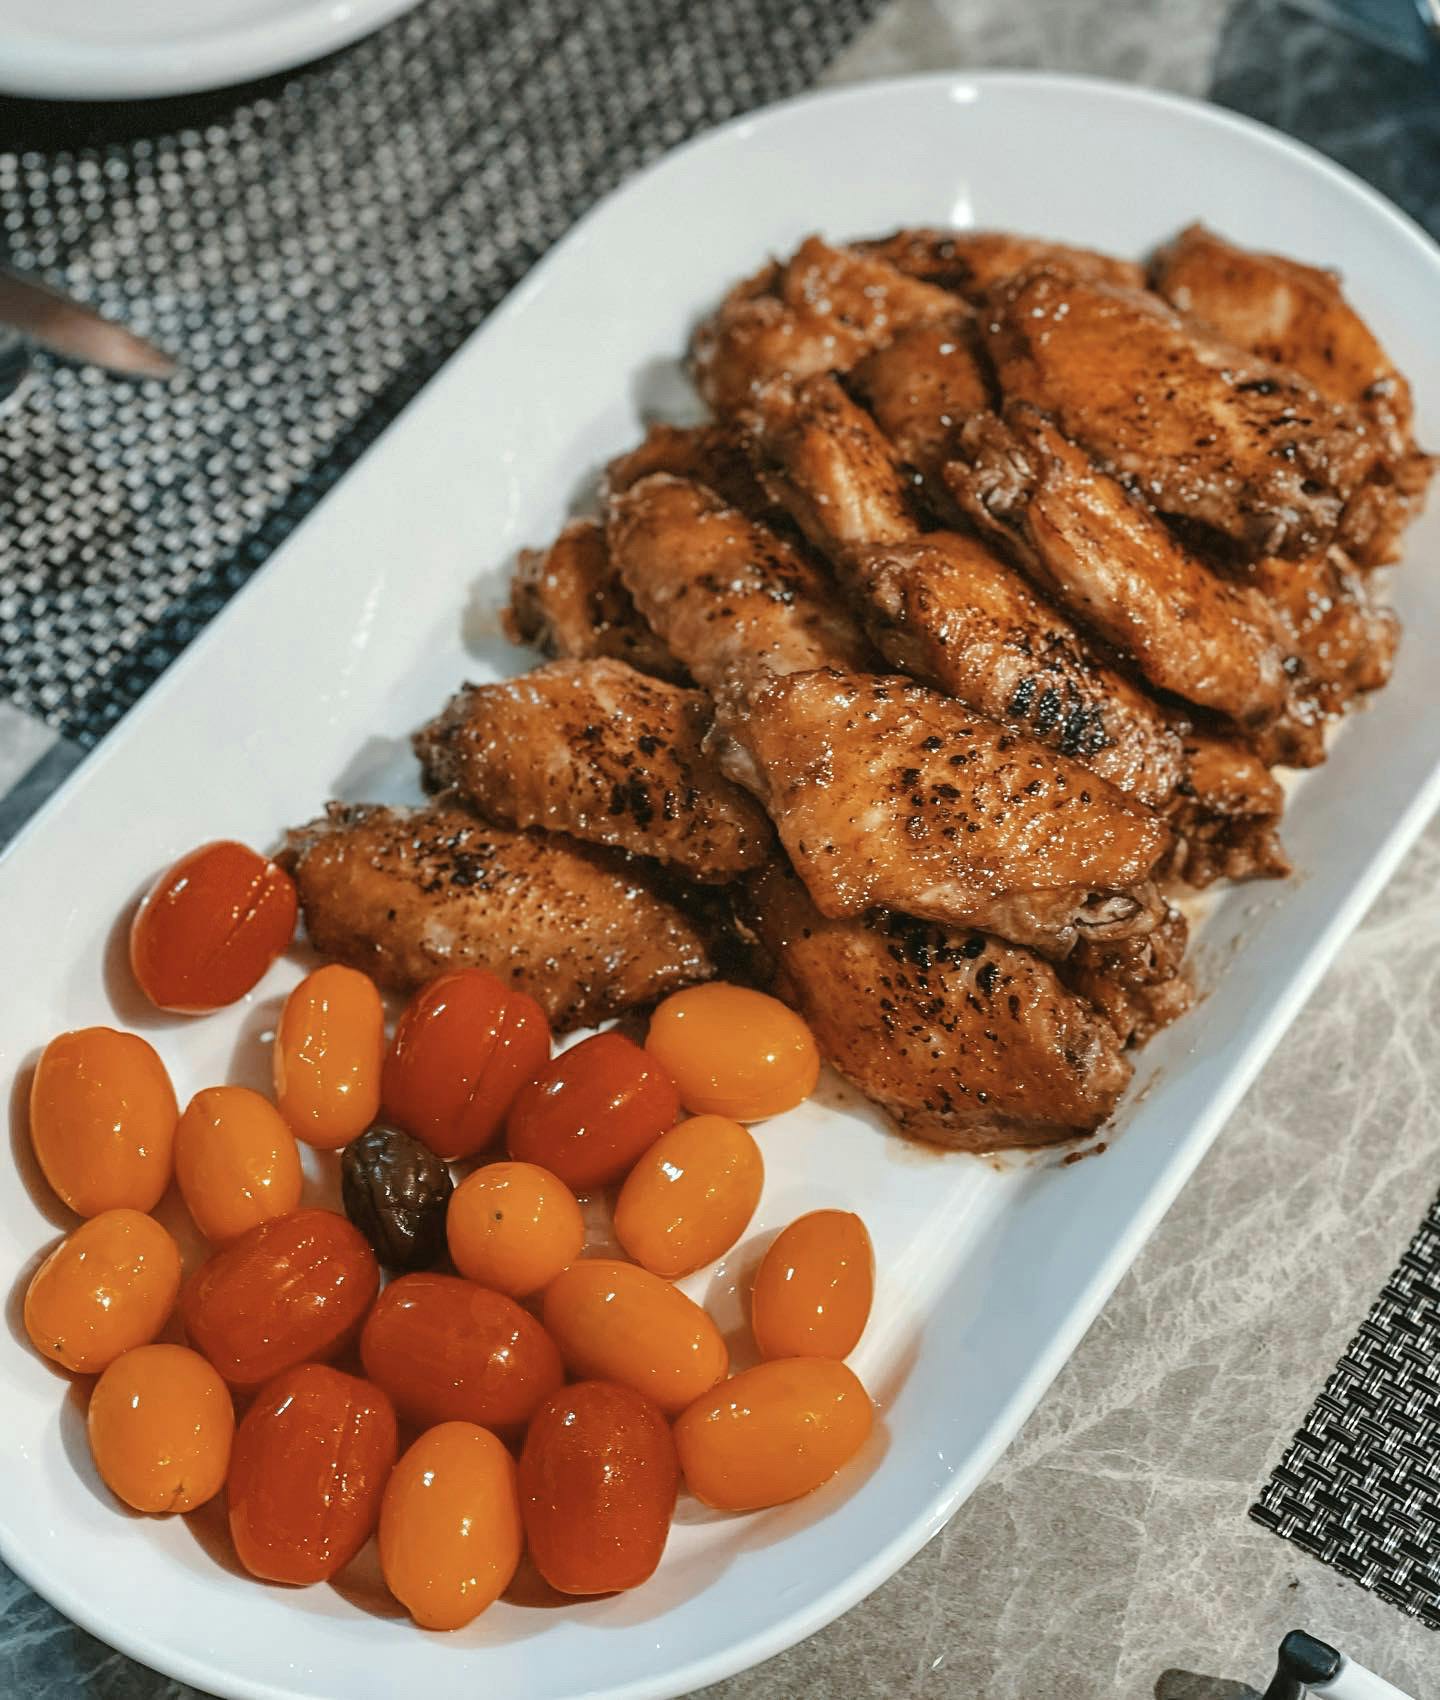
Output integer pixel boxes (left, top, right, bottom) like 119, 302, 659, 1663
854, 228, 1144, 300
606, 472, 879, 688
1152, 223, 1431, 564
692, 236, 957, 416
853, 531, 1184, 807
282, 802, 713, 1030
1167, 731, 1290, 887
604, 420, 777, 519
505, 519, 687, 684
945, 404, 1292, 730
711, 668, 1170, 957
414, 659, 773, 883
743, 372, 920, 553
848, 313, 993, 498
742, 863, 1132, 1149
1062, 903, 1193, 1047
983, 267, 1383, 560
1251, 547, 1398, 718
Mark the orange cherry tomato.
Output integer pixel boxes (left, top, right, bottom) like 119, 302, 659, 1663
274, 964, 385, 1151
519, 1381, 678, 1595
360, 1271, 563, 1433
751, 1209, 874, 1361
25, 1209, 181, 1374
674, 1358, 872, 1511
227, 1364, 398, 1585
87, 1344, 234, 1514
446, 1161, 584, 1297
380, 1422, 523, 1630
29, 1027, 177, 1217
646, 983, 819, 1121
506, 1032, 680, 1191
613, 1115, 763, 1278
541, 1259, 726, 1416
382, 967, 551, 1161
174, 1085, 303, 1245
129, 839, 297, 1013
181, 1208, 378, 1389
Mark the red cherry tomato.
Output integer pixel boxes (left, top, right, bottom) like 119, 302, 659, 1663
519, 1381, 678, 1595
506, 1032, 680, 1190
227, 1364, 398, 1585
382, 968, 551, 1161
129, 840, 297, 1013
181, 1208, 379, 1388
360, 1271, 563, 1434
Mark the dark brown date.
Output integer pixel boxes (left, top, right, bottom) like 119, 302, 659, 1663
340, 1125, 453, 1272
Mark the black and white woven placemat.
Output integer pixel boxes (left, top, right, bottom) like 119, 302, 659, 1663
1252, 1186, 1440, 1625
0, 0, 882, 748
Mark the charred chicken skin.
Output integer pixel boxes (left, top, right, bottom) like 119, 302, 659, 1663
414, 659, 773, 883
282, 802, 714, 1030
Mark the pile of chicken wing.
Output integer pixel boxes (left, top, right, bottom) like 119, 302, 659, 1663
283, 225, 1430, 1154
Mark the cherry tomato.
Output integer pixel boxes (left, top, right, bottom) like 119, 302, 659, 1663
646, 983, 819, 1121
174, 1085, 303, 1245
360, 1271, 563, 1433
29, 1027, 177, 1217
129, 840, 297, 1013
751, 1210, 874, 1361
227, 1364, 398, 1585
87, 1344, 234, 1514
379, 1422, 523, 1630
25, 1209, 181, 1374
506, 1032, 679, 1191
382, 968, 551, 1161
446, 1161, 584, 1297
614, 1115, 763, 1278
673, 1358, 872, 1511
182, 1208, 378, 1388
274, 964, 385, 1151
519, 1381, 678, 1594
541, 1259, 727, 1416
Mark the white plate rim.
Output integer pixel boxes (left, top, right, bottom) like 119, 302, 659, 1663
2, 68, 1439, 1700
0, 0, 424, 101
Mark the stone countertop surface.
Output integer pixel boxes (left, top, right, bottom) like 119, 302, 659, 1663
6, 1, 1440, 1695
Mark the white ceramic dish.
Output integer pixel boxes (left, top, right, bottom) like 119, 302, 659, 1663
0, 0, 423, 101
2, 70, 1439, 1700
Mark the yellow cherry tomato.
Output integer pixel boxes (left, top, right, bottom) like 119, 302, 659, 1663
87, 1344, 234, 1513
379, 1422, 522, 1630
751, 1209, 874, 1360
25, 1209, 181, 1374
646, 983, 819, 1121
274, 964, 385, 1150
613, 1115, 763, 1278
446, 1162, 584, 1298
674, 1358, 872, 1511
174, 1086, 304, 1245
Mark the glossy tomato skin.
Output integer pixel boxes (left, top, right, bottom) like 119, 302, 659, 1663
379, 1422, 523, 1630
382, 968, 551, 1161
274, 964, 385, 1150
30, 1027, 177, 1217
519, 1381, 678, 1594
360, 1271, 563, 1433
506, 1032, 680, 1191
88, 1344, 234, 1514
674, 1358, 872, 1511
541, 1259, 727, 1416
129, 840, 297, 1013
174, 1086, 303, 1245
613, 1115, 763, 1278
446, 1161, 584, 1297
25, 1209, 181, 1374
181, 1208, 379, 1389
228, 1364, 398, 1585
646, 983, 820, 1121
751, 1210, 874, 1360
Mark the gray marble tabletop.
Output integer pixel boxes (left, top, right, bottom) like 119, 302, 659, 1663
5, 1, 1440, 1696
